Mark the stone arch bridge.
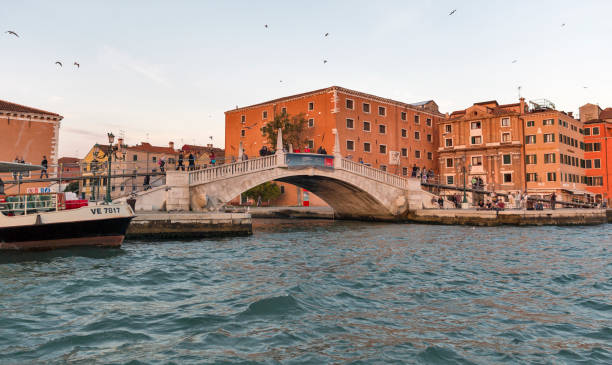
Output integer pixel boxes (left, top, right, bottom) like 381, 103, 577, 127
153, 130, 434, 221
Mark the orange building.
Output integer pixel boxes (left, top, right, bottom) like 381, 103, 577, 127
0, 99, 63, 194
580, 105, 612, 204
438, 99, 527, 197
225, 86, 444, 206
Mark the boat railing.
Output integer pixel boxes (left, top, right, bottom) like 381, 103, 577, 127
0, 193, 65, 216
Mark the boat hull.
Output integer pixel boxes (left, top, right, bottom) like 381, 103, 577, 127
0, 216, 132, 250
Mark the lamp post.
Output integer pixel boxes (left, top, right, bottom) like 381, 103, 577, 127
105, 132, 115, 203
462, 164, 467, 204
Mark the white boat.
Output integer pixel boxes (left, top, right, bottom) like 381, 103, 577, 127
0, 161, 134, 250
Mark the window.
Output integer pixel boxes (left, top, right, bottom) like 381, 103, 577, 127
346, 140, 354, 151
503, 173, 512, 183
241, 115, 246, 123
543, 119, 554, 126
471, 156, 482, 166
585, 159, 592, 169
427, 134, 432, 142
262, 111, 268, 119
346, 118, 354, 129
544, 153, 556, 164
379, 144, 387, 154
445, 138, 453, 147
592, 127, 600, 135
446, 158, 454, 168
401, 148, 407, 157
426, 118, 432, 126
380, 165, 387, 172
547, 172, 557, 181
152, 156, 157, 162
527, 120, 535, 127
445, 124, 452, 133
415, 150, 421, 158
281, 107, 287, 114
308, 118, 314, 128
363, 121, 371, 131
585, 143, 593, 152
584, 128, 591, 136
307, 140, 314, 150
379, 124, 386, 134
401, 112, 407, 121
526, 173, 538, 182
414, 115, 420, 124
594, 159, 601, 169
280, 185, 285, 194
526, 154, 537, 164
401, 129, 407, 138
402, 167, 408, 176
544, 133, 555, 143
363, 142, 371, 152
526, 135, 536, 144
471, 121, 481, 129
446, 175, 454, 185
471, 136, 482, 144
502, 133, 511, 142
378, 106, 386, 116
594, 143, 601, 151
346, 99, 354, 109
427, 152, 432, 160
502, 154, 512, 165
501, 118, 510, 126
363, 103, 370, 113
308, 102, 314, 111
414, 131, 420, 140
241, 129, 245, 137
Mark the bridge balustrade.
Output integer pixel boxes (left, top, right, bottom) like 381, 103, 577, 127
189, 154, 277, 185
340, 159, 410, 189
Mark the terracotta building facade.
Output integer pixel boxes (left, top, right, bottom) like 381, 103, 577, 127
225, 86, 444, 206
580, 104, 612, 204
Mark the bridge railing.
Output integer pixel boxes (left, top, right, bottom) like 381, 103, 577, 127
189, 154, 278, 185
340, 158, 410, 189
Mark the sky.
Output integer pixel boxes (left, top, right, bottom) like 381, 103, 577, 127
2, 0, 612, 158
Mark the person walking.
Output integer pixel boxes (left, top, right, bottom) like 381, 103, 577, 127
177, 152, 184, 171
437, 196, 444, 209
550, 192, 556, 210
210, 151, 216, 166
143, 174, 150, 190
411, 164, 417, 177
0, 176, 4, 195
241, 152, 249, 161
158, 157, 166, 173
188, 153, 195, 171
40, 155, 49, 178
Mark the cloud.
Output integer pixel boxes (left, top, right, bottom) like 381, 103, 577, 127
62, 127, 105, 139
99, 45, 168, 85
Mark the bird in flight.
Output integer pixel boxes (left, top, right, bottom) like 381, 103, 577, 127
55, 61, 63, 67
264, 24, 268, 28
74, 62, 80, 68
561, 23, 566, 27
5, 30, 19, 37
324, 32, 329, 37
583, 86, 588, 89
280, 80, 283, 83
512, 60, 518, 64
323, 59, 328, 64
209, 136, 213, 140
449, 9, 457, 16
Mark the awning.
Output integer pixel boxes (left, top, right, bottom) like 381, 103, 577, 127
0, 162, 43, 173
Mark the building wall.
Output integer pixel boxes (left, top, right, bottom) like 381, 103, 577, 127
524, 111, 586, 200
579, 103, 601, 122
584, 120, 612, 203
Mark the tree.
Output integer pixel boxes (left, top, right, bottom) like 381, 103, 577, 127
262, 111, 308, 151
64, 181, 79, 193
244, 182, 281, 206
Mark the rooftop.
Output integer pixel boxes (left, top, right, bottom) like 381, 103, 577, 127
599, 108, 612, 120
0, 99, 63, 119
127, 142, 177, 154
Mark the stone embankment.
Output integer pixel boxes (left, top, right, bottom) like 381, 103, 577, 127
407, 208, 608, 226
224, 206, 335, 219
126, 212, 252, 239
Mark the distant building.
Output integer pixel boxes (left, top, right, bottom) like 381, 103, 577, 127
581, 105, 612, 205
58, 157, 81, 179
225, 86, 444, 206
0, 99, 63, 194
180, 144, 225, 167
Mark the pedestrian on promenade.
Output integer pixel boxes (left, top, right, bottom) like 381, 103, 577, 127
259, 146, 268, 157
143, 175, 150, 190
411, 164, 417, 177
210, 151, 216, 166
242, 152, 249, 161
158, 157, 166, 173
40, 155, 49, 178
177, 152, 184, 171
0, 176, 4, 195
550, 192, 556, 210
188, 153, 195, 171
437, 196, 444, 209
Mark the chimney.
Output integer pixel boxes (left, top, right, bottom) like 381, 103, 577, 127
568, 112, 573, 118
169, 141, 174, 150
519, 97, 526, 114
118, 138, 124, 146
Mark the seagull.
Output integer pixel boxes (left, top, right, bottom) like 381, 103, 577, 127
512, 60, 518, 64
583, 86, 588, 89
561, 23, 566, 27
5, 30, 19, 37
264, 24, 268, 28
74, 62, 80, 68
449, 9, 457, 16
209, 136, 213, 140
324, 32, 329, 37
55, 61, 63, 67
323, 59, 328, 64
280, 80, 283, 83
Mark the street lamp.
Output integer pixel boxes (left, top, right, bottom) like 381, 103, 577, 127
105, 132, 115, 203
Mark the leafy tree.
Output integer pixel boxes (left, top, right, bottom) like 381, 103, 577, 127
244, 182, 281, 205
64, 181, 79, 193
262, 111, 308, 151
